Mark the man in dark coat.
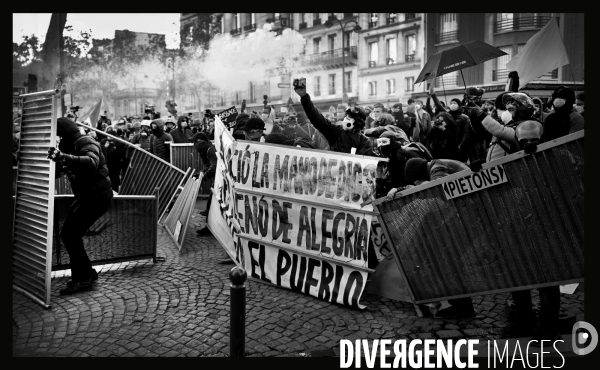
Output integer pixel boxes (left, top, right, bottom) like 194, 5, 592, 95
149, 119, 173, 162
170, 116, 193, 143
542, 86, 584, 142
47, 117, 113, 295
295, 85, 375, 156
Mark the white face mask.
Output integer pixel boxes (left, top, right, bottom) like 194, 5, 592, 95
501, 110, 513, 124
553, 98, 566, 108
449, 103, 459, 111
339, 116, 355, 131
415, 105, 422, 111
575, 105, 584, 114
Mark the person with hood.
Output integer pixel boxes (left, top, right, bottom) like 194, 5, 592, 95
164, 116, 176, 133
427, 112, 460, 161
542, 86, 584, 142
391, 103, 410, 134
149, 119, 173, 162
233, 113, 250, 132
413, 99, 432, 146
531, 97, 550, 123
192, 132, 217, 220
47, 117, 113, 295
296, 84, 374, 156
376, 132, 433, 190
171, 116, 193, 143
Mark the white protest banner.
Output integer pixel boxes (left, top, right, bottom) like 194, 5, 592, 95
441, 164, 508, 200
235, 192, 373, 268
240, 238, 369, 309
207, 117, 242, 264
231, 141, 379, 211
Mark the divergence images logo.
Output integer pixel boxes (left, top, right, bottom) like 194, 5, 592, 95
572, 321, 598, 355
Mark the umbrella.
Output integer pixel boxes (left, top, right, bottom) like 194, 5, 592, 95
414, 40, 508, 87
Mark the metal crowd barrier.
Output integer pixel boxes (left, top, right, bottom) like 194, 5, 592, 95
169, 143, 211, 197
373, 131, 584, 304
12, 89, 59, 308
51, 193, 159, 270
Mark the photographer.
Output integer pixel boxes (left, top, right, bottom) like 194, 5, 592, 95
294, 78, 375, 156
96, 111, 111, 131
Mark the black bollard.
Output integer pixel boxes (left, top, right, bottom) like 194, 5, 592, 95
229, 266, 247, 357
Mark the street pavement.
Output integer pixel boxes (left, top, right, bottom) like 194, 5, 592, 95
12, 202, 585, 357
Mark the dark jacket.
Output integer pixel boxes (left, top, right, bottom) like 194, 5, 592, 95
427, 112, 460, 161
194, 140, 217, 179
149, 120, 173, 162
57, 128, 113, 203
300, 93, 375, 156
130, 132, 152, 151
171, 117, 193, 143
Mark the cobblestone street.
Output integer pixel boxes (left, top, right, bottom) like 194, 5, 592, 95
12, 207, 585, 357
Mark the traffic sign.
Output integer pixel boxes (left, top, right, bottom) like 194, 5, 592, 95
278, 83, 291, 88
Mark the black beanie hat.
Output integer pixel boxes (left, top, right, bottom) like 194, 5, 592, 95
495, 92, 511, 111
450, 98, 462, 106
57, 117, 80, 139
404, 158, 429, 185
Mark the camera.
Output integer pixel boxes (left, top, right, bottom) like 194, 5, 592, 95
293, 78, 306, 89
463, 87, 485, 108
144, 104, 156, 114
70, 105, 81, 113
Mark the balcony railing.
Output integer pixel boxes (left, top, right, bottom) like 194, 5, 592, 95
434, 73, 458, 87
299, 22, 307, 30
541, 69, 559, 79
368, 21, 378, 28
270, 95, 282, 101
230, 28, 241, 35
343, 13, 354, 19
406, 54, 415, 62
300, 46, 358, 67
435, 30, 458, 44
494, 15, 559, 33
387, 17, 397, 25
313, 18, 322, 26
405, 13, 416, 20
243, 23, 257, 31
492, 69, 509, 81
369, 61, 377, 68
386, 58, 395, 65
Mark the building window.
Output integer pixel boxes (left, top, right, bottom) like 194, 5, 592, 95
386, 79, 395, 95
344, 71, 352, 93
405, 77, 414, 92
344, 31, 353, 49
314, 76, 321, 96
369, 41, 378, 67
435, 71, 458, 87
369, 81, 377, 96
387, 13, 397, 25
495, 13, 557, 32
328, 74, 336, 95
405, 13, 416, 20
328, 34, 336, 51
369, 13, 379, 28
313, 37, 321, 54
234, 13, 240, 29
492, 45, 512, 81
300, 13, 306, 23
437, 13, 458, 43
313, 13, 321, 26
405, 34, 416, 61
386, 38, 396, 65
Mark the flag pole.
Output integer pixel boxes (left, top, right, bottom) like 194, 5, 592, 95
441, 76, 448, 106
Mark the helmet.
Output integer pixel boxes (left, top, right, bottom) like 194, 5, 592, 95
502, 92, 534, 108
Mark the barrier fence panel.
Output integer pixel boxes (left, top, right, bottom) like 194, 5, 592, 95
169, 143, 211, 197
12, 89, 59, 308
164, 174, 202, 251
158, 168, 193, 225
51, 193, 159, 270
373, 132, 584, 304
119, 148, 186, 217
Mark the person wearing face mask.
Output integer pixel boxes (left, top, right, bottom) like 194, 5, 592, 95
295, 84, 375, 156
541, 86, 584, 142
427, 112, 460, 160
100, 125, 125, 192
531, 97, 550, 123
47, 117, 113, 295
171, 116, 194, 143
130, 120, 152, 152
465, 92, 539, 161
148, 119, 173, 162
575, 92, 584, 118
236, 117, 266, 142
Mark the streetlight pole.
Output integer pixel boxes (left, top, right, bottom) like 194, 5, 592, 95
325, 16, 362, 94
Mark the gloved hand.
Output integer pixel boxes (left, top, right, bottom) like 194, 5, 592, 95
463, 105, 487, 122
468, 159, 486, 172
47, 147, 64, 162
293, 85, 307, 97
